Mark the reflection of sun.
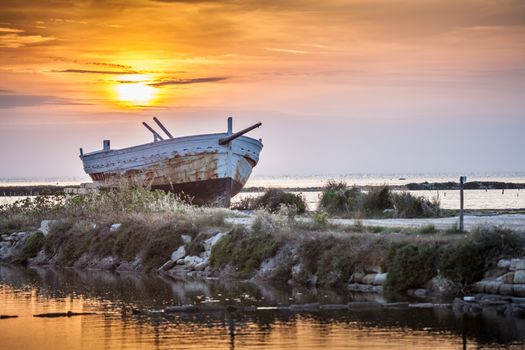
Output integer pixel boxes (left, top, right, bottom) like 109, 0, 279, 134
114, 74, 156, 106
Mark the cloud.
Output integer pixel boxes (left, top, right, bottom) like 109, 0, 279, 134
86, 62, 134, 69
0, 27, 24, 33
0, 93, 90, 108
0, 32, 55, 48
149, 77, 228, 86
51, 69, 139, 75
265, 47, 310, 54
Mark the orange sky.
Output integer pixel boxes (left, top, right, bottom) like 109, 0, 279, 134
1, 0, 524, 178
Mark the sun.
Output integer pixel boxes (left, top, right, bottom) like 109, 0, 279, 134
116, 83, 155, 105
114, 74, 156, 106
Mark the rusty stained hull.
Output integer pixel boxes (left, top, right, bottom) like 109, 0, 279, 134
81, 134, 262, 206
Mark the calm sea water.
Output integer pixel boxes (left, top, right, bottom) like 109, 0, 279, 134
1, 173, 525, 209
1, 265, 525, 349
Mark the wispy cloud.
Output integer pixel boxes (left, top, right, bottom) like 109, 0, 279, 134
149, 77, 228, 86
0, 93, 91, 108
51, 69, 138, 75
0, 27, 55, 48
265, 47, 310, 54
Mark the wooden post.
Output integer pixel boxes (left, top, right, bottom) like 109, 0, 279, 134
458, 176, 467, 232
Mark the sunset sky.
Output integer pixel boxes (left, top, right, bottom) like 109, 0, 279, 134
1, 0, 524, 179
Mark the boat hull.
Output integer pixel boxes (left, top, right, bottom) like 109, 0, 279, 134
80, 133, 262, 206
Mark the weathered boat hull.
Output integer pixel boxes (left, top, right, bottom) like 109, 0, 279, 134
80, 133, 262, 206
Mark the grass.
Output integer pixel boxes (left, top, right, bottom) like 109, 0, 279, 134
0, 187, 229, 270
318, 181, 441, 219
210, 227, 278, 278
232, 188, 307, 215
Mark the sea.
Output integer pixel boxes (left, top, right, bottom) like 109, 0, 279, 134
2, 172, 524, 210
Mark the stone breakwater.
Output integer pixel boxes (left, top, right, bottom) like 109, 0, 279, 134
2, 219, 525, 320
472, 258, 525, 297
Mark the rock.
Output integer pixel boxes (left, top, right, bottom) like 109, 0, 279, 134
110, 223, 122, 232
200, 251, 211, 260
347, 283, 383, 293
183, 255, 204, 268
349, 271, 365, 283
516, 259, 525, 271
497, 259, 512, 269
171, 246, 186, 261
194, 260, 208, 271
27, 250, 49, 266
513, 285, 525, 297
412, 289, 428, 298
158, 259, 176, 271
96, 256, 119, 270
176, 259, 185, 265
514, 271, 525, 284
181, 235, 192, 244
473, 280, 502, 294
428, 276, 456, 296
382, 302, 409, 309
484, 268, 507, 279
409, 303, 435, 308
501, 272, 515, 284
361, 274, 377, 285
373, 273, 388, 286
347, 301, 382, 309
499, 284, 514, 296
39, 220, 59, 236
203, 232, 226, 251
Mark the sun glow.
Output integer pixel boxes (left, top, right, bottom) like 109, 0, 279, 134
115, 74, 156, 106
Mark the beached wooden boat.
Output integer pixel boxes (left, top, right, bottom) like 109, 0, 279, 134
79, 117, 262, 206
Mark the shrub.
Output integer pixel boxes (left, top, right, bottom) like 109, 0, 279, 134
19, 232, 46, 262
386, 243, 439, 292
391, 192, 440, 218
439, 226, 525, 289
319, 181, 363, 216
363, 186, 393, 215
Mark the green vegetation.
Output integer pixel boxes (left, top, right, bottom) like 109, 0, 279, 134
384, 226, 525, 293
386, 243, 440, 292
318, 181, 441, 218
210, 228, 278, 278
232, 188, 306, 214
318, 181, 363, 216
1, 187, 227, 270
19, 232, 46, 262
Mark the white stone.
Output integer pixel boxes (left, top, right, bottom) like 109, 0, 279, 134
204, 232, 226, 251
194, 260, 208, 271
184, 255, 204, 268
158, 259, 176, 271
497, 259, 512, 269
514, 270, 525, 284
516, 259, 525, 271
181, 235, 192, 244
373, 273, 388, 286
110, 223, 122, 232
39, 220, 59, 236
361, 274, 377, 285
171, 246, 186, 261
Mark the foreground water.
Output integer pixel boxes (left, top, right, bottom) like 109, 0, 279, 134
1, 265, 525, 349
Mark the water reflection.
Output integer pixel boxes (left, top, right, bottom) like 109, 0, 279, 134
1, 264, 525, 349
